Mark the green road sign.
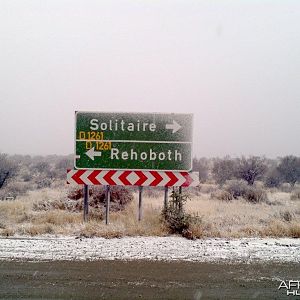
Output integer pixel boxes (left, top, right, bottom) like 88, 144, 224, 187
75, 112, 193, 171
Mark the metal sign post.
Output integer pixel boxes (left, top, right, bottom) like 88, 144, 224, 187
138, 186, 143, 221
164, 186, 168, 211
83, 184, 89, 222
105, 185, 110, 225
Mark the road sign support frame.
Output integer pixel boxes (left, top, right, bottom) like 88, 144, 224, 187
105, 185, 111, 225
164, 186, 168, 211
83, 184, 89, 222
138, 186, 143, 221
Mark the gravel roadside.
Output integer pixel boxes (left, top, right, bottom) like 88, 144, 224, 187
1, 236, 300, 262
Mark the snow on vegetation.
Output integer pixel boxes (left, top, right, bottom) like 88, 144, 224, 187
0, 187, 300, 239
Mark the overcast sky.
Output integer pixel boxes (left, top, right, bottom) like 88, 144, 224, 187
0, 0, 299, 158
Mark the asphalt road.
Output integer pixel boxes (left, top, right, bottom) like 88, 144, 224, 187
0, 260, 298, 299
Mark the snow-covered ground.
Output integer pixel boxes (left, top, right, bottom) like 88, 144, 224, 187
0, 236, 299, 263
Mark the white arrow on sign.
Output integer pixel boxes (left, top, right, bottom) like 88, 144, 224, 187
86, 147, 102, 161
165, 120, 182, 134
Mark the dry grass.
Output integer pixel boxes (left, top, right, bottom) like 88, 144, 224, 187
77, 196, 168, 238
0, 187, 300, 238
0, 189, 167, 237
183, 191, 300, 238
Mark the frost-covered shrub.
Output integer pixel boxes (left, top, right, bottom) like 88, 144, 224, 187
67, 186, 133, 212
291, 188, 300, 200
224, 180, 249, 199
213, 179, 268, 203
162, 189, 197, 238
210, 189, 233, 201
244, 185, 268, 203
280, 183, 292, 193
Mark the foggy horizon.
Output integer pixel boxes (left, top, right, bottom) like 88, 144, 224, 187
1, 1, 299, 159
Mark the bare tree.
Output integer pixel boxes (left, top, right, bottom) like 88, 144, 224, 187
277, 156, 300, 187
54, 156, 73, 179
264, 167, 281, 188
236, 156, 267, 185
192, 157, 209, 183
212, 157, 237, 185
0, 153, 17, 188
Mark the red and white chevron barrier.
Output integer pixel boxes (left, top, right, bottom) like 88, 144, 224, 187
67, 169, 199, 187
